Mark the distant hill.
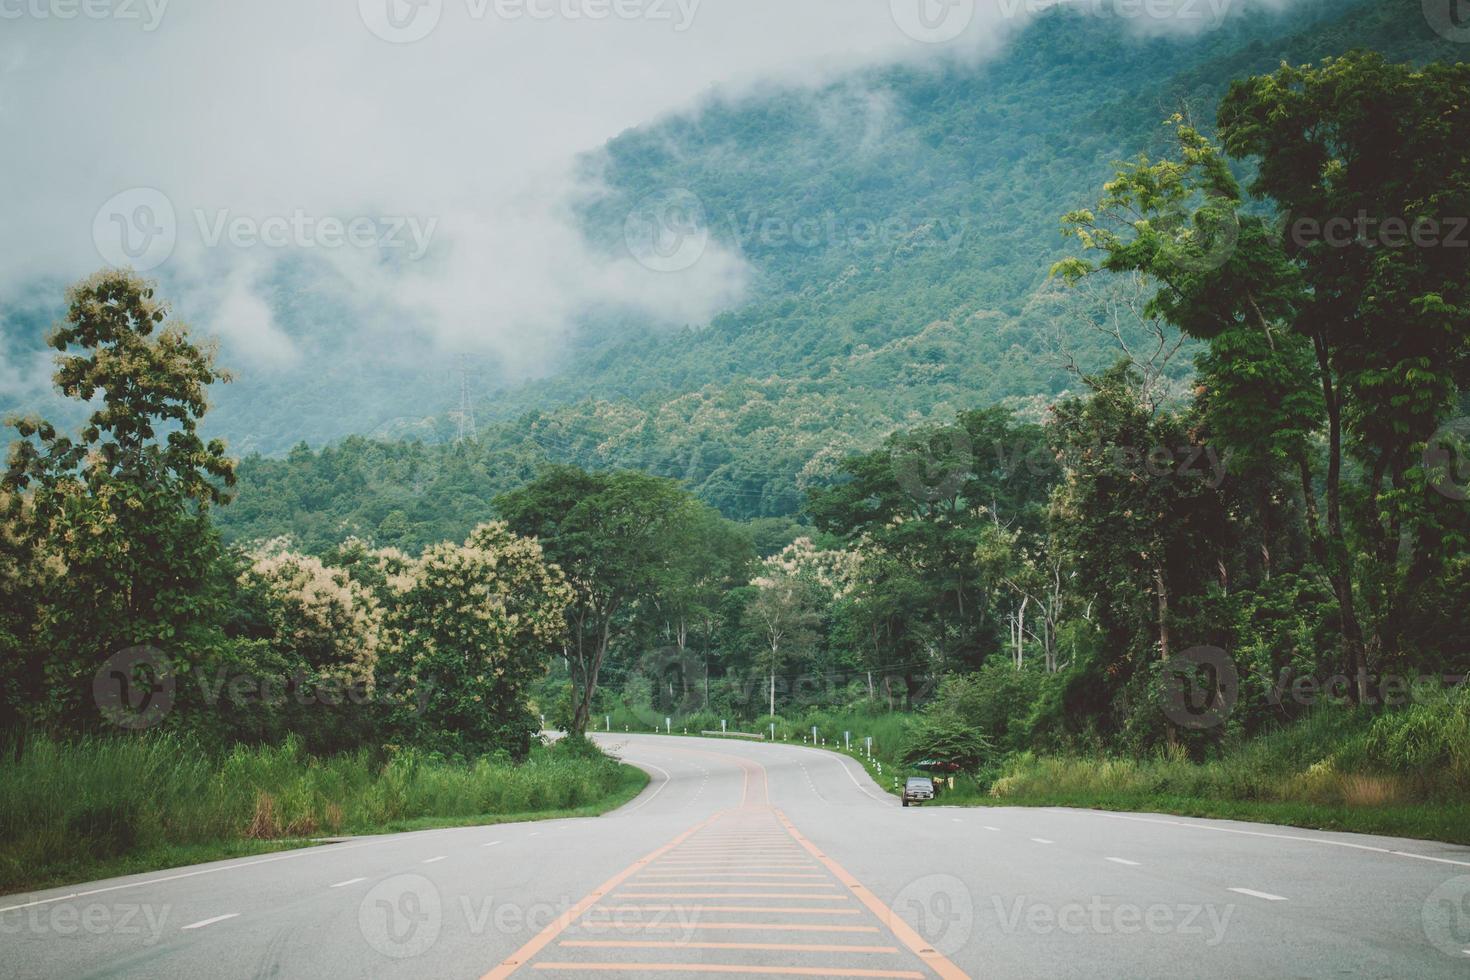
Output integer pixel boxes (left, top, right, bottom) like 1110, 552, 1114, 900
7, 0, 1456, 550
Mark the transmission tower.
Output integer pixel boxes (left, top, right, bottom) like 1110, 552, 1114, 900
451, 355, 478, 443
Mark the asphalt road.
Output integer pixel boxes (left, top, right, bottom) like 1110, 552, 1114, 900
5, 733, 1470, 979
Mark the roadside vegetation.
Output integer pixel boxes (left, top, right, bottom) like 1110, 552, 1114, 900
0, 733, 645, 894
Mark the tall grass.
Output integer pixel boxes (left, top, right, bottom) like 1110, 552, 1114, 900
988, 690, 1470, 821
0, 734, 638, 893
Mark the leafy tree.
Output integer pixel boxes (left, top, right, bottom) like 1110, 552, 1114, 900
382, 521, 571, 758
494, 465, 702, 734
2, 270, 235, 736
1219, 53, 1470, 694
901, 712, 992, 774
743, 565, 823, 719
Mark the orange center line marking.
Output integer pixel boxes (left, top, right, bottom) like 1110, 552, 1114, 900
592, 905, 863, 915
637, 875, 834, 881
559, 939, 902, 954
774, 808, 970, 980
478, 811, 724, 980
631, 879, 839, 886
529, 963, 924, 978
614, 892, 850, 900
575, 922, 882, 934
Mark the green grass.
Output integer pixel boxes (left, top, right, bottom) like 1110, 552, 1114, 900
624, 694, 1470, 845
0, 734, 648, 896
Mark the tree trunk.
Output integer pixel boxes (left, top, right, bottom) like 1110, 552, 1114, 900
768, 650, 777, 719
1312, 333, 1369, 704
1156, 566, 1176, 748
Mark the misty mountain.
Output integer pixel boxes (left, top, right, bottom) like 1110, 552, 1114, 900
6, 0, 1458, 548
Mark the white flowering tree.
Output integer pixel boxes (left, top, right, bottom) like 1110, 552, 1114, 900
744, 538, 857, 717
383, 521, 572, 758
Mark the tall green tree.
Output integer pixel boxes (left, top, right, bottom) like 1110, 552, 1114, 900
494, 465, 702, 734
2, 270, 236, 735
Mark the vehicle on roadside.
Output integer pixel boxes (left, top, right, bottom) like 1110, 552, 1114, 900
902, 776, 934, 807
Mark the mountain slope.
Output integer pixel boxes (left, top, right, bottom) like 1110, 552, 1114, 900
181, 0, 1470, 543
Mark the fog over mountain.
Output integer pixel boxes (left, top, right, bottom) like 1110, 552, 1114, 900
2, 0, 1331, 453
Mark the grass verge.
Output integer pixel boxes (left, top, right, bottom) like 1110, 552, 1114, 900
0, 735, 649, 896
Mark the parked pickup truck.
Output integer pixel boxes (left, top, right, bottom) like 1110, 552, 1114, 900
902, 776, 935, 807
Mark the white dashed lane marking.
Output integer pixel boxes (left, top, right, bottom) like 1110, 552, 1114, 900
329, 877, 367, 888
1031, 838, 1054, 845
182, 914, 239, 930
1105, 858, 1140, 866
1229, 888, 1287, 901
423, 856, 447, 864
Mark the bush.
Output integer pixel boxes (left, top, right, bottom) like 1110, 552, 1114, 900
901, 714, 992, 773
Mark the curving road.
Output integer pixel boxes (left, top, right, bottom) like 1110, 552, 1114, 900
5, 733, 1470, 978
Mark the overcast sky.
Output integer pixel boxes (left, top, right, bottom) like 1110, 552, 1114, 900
0, 0, 1286, 393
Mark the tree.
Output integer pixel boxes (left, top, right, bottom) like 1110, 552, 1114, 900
1219, 53, 1470, 696
656, 509, 753, 709
382, 521, 571, 758
1057, 55, 1470, 701
743, 565, 822, 718
2, 270, 236, 735
495, 465, 702, 735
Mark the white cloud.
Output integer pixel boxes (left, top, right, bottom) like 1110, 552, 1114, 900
0, 0, 1302, 396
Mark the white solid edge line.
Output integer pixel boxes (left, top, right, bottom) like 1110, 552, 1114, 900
1229, 887, 1288, 901
1031, 838, 1054, 844
0, 831, 451, 914
329, 877, 367, 888
422, 856, 446, 864
1073, 810, 1470, 868
182, 913, 240, 930
620, 762, 673, 814
825, 751, 891, 805
1106, 857, 1140, 866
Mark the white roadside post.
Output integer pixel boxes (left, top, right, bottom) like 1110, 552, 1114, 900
865, 736, 872, 758
665, 717, 671, 734
721, 718, 727, 733
606, 714, 611, 732
844, 730, 851, 751
769, 721, 775, 741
